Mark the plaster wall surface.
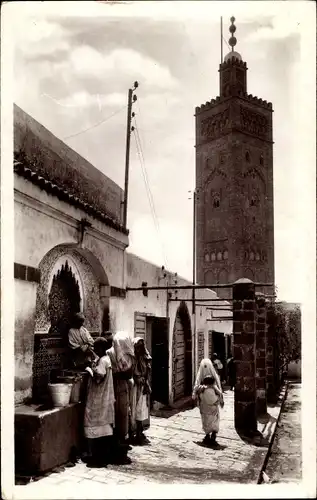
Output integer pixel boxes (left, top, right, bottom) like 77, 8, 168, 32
14, 178, 232, 405
14, 176, 127, 404
15, 280, 38, 403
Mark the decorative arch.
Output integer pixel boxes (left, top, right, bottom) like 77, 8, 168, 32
243, 166, 266, 191
218, 268, 229, 284
204, 269, 216, 285
172, 301, 192, 401
47, 254, 84, 310
32, 243, 111, 402
48, 260, 82, 337
244, 268, 254, 280
35, 244, 110, 335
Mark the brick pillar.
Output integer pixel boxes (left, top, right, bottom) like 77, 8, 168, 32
255, 293, 267, 416
233, 279, 257, 435
266, 301, 276, 404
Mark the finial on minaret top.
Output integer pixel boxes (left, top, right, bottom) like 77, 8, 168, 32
223, 16, 242, 62
228, 16, 237, 51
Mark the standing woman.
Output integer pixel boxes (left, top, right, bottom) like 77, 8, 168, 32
192, 358, 223, 401
84, 337, 115, 467
130, 337, 152, 445
107, 331, 135, 461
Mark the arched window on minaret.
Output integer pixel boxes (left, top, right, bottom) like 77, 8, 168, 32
212, 193, 221, 208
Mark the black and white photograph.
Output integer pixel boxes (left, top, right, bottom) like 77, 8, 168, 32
1, 0, 315, 498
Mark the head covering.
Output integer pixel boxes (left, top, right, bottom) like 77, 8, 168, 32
107, 331, 135, 372
74, 312, 85, 321
94, 337, 109, 353
133, 337, 152, 361
192, 358, 222, 399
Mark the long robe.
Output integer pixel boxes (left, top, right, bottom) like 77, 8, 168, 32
84, 354, 115, 439
130, 337, 151, 432
107, 332, 135, 441
192, 358, 222, 400
197, 385, 220, 434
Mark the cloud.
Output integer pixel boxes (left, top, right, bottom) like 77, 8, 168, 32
14, 18, 70, 59
246, 11, 302, 42
69, 46, 179, 91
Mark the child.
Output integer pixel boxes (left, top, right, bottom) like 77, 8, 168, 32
68, 313, 97, 369
197, 375, 224, 446
84, 337, 115, 467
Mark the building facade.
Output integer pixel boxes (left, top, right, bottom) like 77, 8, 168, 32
195, 18, 275, 294
14, 104, 232, 407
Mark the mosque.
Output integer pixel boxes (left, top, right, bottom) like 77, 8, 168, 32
14, 17, 275, 475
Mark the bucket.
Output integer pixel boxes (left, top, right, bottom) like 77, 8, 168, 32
48, 383, 73, 407
70, 376, 84, 403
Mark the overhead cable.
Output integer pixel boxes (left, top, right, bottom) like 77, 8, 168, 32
63, 105, 127, 140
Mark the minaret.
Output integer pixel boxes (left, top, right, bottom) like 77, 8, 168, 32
195, 17, 274, 297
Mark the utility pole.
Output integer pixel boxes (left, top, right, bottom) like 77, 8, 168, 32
123, 81, 139, 229
191, 188, 197, 381
220, 16, 223, 64
192, 189, 197, 315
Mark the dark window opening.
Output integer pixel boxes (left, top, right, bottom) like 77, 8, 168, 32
213, 199, 220, 208
246, 151, 250, 162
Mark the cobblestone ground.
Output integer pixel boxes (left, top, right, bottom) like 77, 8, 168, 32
265, 382, 302, 483
15, 390, 281, 498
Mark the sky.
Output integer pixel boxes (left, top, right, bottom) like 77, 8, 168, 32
8, 0, 316, 303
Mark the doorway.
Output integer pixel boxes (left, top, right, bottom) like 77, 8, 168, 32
211, 330, 226, 370
172, 302, 192, 401
134, 313, 169, 406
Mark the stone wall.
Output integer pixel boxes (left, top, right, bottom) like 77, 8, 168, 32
115, 252, 233, 404
14, 175, 127, 404
14, 176, 233, 405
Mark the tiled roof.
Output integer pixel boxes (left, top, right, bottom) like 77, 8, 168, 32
14, 157, 128, 235
14, 104, 127, 234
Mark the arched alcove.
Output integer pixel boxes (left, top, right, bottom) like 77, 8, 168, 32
172, 301, 192, 401
32, 243, 110, 402
48, 260, 81, 338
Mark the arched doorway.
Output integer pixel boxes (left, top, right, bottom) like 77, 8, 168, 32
172, 301, 192, 401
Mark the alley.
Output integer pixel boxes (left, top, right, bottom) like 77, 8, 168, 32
16, 389, 280, 497
264, 382, 302, 483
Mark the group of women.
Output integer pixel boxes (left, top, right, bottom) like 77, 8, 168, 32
69, 315, 152, 468
69, 313, 226, 466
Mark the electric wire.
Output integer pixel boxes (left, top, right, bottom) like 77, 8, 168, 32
63, 105, 127, 140
132, 118, 168, 269
133, 125, 168, 268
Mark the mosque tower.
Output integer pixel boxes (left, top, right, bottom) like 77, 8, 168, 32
195, 17, 274, 296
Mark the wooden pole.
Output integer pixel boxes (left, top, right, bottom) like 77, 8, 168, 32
123, 88, 133, 229
221, 16, 223, 64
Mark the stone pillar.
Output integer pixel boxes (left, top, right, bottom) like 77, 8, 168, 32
255, 293, 267, 416
233, 279, 257, 435
266, 301, 276, 404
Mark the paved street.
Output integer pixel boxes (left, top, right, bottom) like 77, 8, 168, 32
15, 389, 282, 498
265, 382, 302, 483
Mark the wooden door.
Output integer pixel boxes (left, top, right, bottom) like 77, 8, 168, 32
134, 312, 147, 341
151, 317, 169, 405
208, 331, 213, 359
197, 331, 205, 365
173, 314, 186, 400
